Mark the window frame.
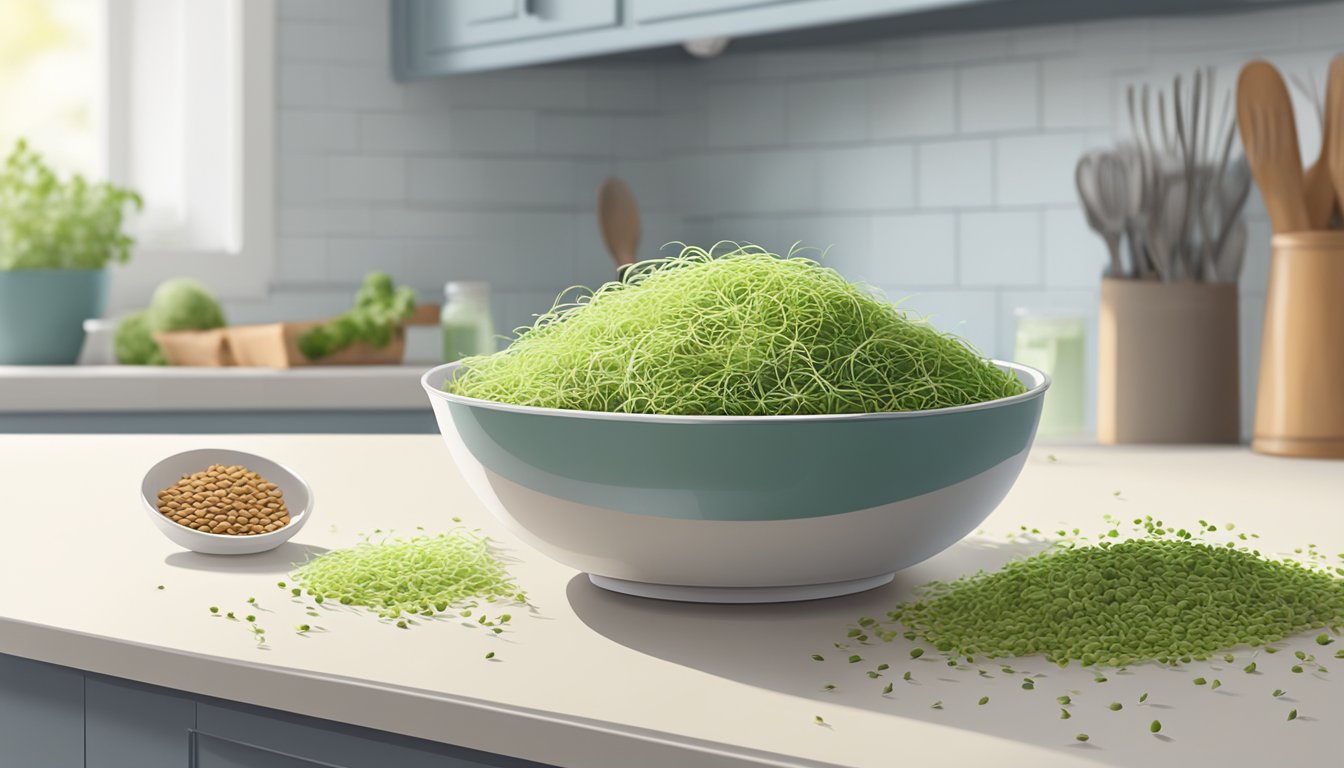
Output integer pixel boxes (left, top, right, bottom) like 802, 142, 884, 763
102, 0, 275, 310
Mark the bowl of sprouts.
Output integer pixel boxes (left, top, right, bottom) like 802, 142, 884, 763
422, 244, 1047, 603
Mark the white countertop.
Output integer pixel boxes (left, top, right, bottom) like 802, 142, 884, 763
0, 365, 430, 411
0, 436, 1340, 767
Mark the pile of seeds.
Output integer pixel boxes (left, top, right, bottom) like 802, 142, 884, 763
879, 521, 1344, 668
157, 464, 290, 536
290, 532, 523, 621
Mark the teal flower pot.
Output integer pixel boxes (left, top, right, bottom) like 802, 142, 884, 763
0, 269, 109, 364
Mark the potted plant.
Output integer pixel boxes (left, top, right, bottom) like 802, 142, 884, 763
0, 139, 142, 364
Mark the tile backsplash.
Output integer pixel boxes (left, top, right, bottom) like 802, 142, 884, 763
258, 0, 1344, 435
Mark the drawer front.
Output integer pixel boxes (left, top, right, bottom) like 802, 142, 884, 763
86, 675, 196, 768
416, 0, 619, 52
630, 0, 809, 24
0, 654, 84, 768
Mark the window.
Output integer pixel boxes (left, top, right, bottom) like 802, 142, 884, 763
0, 0, 274, 307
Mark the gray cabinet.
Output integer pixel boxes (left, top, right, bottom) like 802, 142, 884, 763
421, 0, 619, 50
0, 652, 552, 768
628, 0, 807, 24
0, 654, 84, 768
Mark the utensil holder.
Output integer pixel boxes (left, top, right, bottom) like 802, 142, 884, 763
1252, 233, 1344, 458
1098, 278, 1239, 444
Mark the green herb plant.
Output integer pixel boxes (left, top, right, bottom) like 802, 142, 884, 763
298, 271, 416, 360
0, 140, 142, 270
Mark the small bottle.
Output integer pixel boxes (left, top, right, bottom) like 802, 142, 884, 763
441, 281, 496, 362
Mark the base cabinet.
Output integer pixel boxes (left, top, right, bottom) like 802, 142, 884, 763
0, 653, 550, 768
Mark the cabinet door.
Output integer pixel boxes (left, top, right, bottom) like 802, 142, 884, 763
414, 0, 619, 52
196, 700, 553, 768
86, 675, 196, 768
0, 654, 84, 768
630, 0, 809, 24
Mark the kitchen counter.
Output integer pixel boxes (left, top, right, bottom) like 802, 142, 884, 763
0, 436, 1339, 767
0, 366, 435, 432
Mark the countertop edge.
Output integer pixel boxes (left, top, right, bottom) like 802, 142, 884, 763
0, 616, 832, 768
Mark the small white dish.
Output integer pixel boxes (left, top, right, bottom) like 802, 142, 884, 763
141, 448, 313, 555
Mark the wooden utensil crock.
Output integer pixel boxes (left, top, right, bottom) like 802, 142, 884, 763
1252, 232, 1344, 458
1098, 278, 1240, 444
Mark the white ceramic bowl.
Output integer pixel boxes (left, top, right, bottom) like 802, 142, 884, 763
141, 448, 313, 555
423, 361, 1048, 603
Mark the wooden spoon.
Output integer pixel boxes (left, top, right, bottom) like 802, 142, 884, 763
1304, 60, 1339, 228
1237, 60, 1311, 234
596, 177, 641, 275
1326, 55, 1344, 226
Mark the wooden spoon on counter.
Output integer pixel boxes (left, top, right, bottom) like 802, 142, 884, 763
1326, 55, 1344, 225
1237, 60, 1311, 234
597, 177, 641, 277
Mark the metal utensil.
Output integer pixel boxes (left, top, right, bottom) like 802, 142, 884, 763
1146, 176, 1188, 282
1237, 60, 1312, 234
1076, 152, 1128, 277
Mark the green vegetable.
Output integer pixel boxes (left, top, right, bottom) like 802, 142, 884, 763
1057, 695, 1071, 705
1075, 733, 1089, 742
146, 278, 226, 333
810, 654, 824, 662
485, 651, 495, 660
208, 606, 218, 614
909, 648, 924, 659
882, 533, 1344, 668
1291, 665, 1304, 673
1139, 692, 1148, 702
1273, 689, 1285, 697
298, 272, 416, 360
291, 532, 522, 621
1317, 633, 1334, 645
1109, 702, 1122, 710
848, 655, 862, 664
902, 671, 912, 681
1193, 677, 1206, 686
1150, 720, 1161, 733
114, 310, 165, 365
245, 615, 256, 623
1059, 708, 1070, 719
1287, 709, 1297, 721
882, 683, 893, 694
1244, 662, 1257, 673
813, 715, 824, 725
0, 139, 142, 271
449, 244, 1024, 415
978, 696, 989, 705
1210, 679, 1221, 690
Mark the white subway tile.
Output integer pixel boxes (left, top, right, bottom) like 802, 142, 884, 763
326, 238, 406, 283
869, 69, 957, 139
918, 31, 1011, 67
587, 70, 661, 112
477, 158, 583, 207
704, 83, 788, 148
613, 116, 664, 158
917, 140, 992, 208
359, 113, 452, 154
757, 47, 879, 79
959, 62, 1039, 133
406, 157, 487, 204
278, 155, 328, 204
678, 150, 816, 217
537, 114, 616, 157
326, 64, 403, 110
791, 216, 872, 279
278, 63, 326, 107
275, 237, 328, 283
450, 109, 538, 154
869, 214, 957, 287
278, 22, 334, 61
1009, 24, 1077, 57
327, 156, 405, 201
278, 0, 331, 21
1041, 59, 1114, 130
960, 211, 1042, 287
614, 158, 675, 212
404, 70, 587, 111
280, 206, 371, 236
891, 289, 1001, 357
280, 110, 359, 153
787, 77, 868, 145
1043, 208, 1107, 288
815, 145, 915, 211
996, 133, 1101, 206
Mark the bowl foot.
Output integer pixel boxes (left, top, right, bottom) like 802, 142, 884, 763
587, 572, 895, 604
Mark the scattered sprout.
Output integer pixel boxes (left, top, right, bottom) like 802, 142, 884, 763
1150, 720, 1161, 733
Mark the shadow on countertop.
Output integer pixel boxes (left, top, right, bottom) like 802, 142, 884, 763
563, 536, 1198, 766
165, 542, 329, 574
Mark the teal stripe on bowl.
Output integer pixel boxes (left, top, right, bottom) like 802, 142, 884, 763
448, 393, 1043, 522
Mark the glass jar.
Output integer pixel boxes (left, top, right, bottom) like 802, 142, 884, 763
1013, 309, 1086, 438
441, 281, 496, 362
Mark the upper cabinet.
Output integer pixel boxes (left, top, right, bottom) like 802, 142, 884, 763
391, 0, 1313, 79
392, 0, 967, 79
